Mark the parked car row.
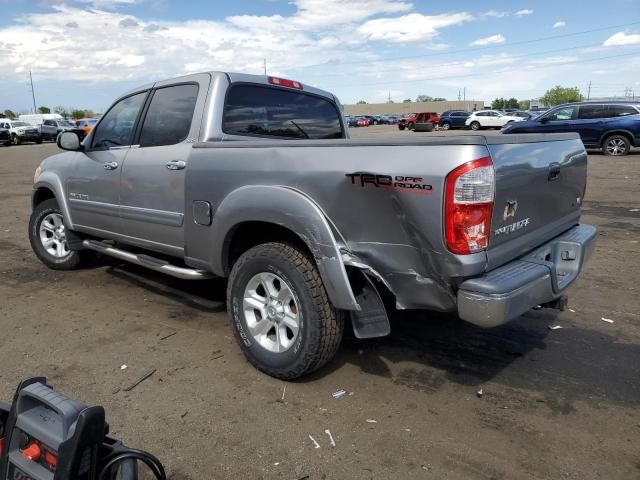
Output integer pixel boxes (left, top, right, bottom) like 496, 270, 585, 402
0, 113, 98, 146
344, 114, 400, 127
501, 101, 640, 156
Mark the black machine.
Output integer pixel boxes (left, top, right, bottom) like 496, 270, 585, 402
0, 378, 165, 480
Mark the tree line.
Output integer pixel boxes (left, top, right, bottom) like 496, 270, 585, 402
354, 86, 583, 108
1, 106, 99, 119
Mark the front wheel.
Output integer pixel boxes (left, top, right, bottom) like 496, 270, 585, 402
398, 125, 405, 131
11, 135, 21, 145
441, 122, 451, 130
602, 134, 630, 156
470, 121, 481, 131
407, 122, 415, 130
227, 242, 344, 379
29, 198, 92, 270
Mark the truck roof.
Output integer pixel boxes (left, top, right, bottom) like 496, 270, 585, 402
118, 71, 338, 104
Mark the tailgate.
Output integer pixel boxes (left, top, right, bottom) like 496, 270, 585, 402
486, 134, 587, 270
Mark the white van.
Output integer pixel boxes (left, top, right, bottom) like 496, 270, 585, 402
18, 113, 65, 127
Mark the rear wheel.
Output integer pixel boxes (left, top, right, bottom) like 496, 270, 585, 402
470, 121, 481, 131
29, 198, 93, 270
227, 242, 344, 379
398, 125, 405, 131
602, 134, 630, 156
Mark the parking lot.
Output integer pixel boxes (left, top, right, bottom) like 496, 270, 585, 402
0, 127, 639, 479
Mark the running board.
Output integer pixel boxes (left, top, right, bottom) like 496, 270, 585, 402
82, 240, 214, 280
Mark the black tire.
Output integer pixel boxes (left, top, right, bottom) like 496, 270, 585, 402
29, 198, 92, 270
407, 122, 415, 130
441, 121, 451, 130
36, 138, 43, 144
227, 242, 344, 379
398, 125, 405, 131
470, 121, 481, 131
11, 134, 21, 145
3, 141, 10, 147
602, 134, 630, 156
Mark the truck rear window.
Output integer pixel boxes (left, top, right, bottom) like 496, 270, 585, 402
222, 84, 343, 139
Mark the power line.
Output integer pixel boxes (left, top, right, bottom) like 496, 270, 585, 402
294, 20, 640, 70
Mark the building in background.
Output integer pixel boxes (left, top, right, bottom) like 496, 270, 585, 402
343, 100, 484, 116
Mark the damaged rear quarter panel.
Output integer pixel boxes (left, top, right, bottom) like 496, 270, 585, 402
186, 140, 490, 312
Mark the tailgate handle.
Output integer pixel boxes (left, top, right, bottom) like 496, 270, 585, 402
548, 162, 561, 181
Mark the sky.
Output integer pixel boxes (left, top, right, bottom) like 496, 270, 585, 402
0, 0, 639, 113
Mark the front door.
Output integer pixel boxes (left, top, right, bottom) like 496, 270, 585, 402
67, 90, 148, 236
535, 106, 579, 134
119, 76, 208, 254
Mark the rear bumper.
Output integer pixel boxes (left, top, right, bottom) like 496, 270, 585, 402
457, 224, 597, 328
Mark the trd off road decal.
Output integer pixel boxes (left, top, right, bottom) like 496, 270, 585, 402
345, 173, 433, 195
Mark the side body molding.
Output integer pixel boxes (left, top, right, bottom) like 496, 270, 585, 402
207, 185, 360, 311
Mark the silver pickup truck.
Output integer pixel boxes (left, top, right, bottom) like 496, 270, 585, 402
29, 71, 597, 379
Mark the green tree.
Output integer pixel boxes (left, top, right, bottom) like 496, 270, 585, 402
356, 100, 367, 104
491, 97, 506, 109
432, 97, 446, 102
71, 109, 86, 120
2, 109, 16, 119
403, 98, 412, 103
519, 99, 531, 110
506, 98, 519, 109
415, 94, 434, 102
541, 86, 583, 107
38, 106, 51, 114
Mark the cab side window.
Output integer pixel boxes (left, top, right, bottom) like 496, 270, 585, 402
139, 84, 198, 148
578, 105, 607, 120
91, 91, 147, 149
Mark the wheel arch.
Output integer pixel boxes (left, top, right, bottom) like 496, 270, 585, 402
32, 174, 74, 227
209, 185, 360, 311
599, 129, 635, 147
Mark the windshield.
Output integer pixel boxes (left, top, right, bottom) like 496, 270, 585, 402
60, 121, 75, 127
12, 121, 29, 127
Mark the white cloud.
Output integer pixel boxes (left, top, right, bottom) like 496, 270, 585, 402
603, 32, 640, 46
469, 34, 505, 46
358, 12, 473, 43
553, 21, 566, 28
481, 10, 509, 18
515, 9, 533, 16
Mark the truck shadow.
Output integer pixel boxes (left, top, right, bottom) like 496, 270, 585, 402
97, 257, 639, 410
316, 310, 640, 410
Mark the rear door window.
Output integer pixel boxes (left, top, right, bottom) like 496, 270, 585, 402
578, 105, 607, 119
223, 85, 343, 139
608, 105, 638, 117
139, 84, 199, 148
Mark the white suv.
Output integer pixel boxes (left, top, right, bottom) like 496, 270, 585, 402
465, 110, 523, 130
0, 119, 43, 145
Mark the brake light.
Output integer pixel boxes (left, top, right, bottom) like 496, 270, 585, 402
268, 76, 303, 90
444, 157, 495, 254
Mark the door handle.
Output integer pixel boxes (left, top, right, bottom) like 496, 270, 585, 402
103, 161, 118, 170
548, 162, 561, 181
166, 160, 186, 170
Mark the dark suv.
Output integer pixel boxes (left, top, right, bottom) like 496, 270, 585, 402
438, 110, 470, 130
501, 101, 640, 156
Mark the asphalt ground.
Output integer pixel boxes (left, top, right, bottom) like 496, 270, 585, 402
0, 127, 638, 479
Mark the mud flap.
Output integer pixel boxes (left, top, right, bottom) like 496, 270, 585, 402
349, 270, 391, 339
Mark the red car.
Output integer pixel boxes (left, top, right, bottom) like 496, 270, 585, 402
398, 112, 440, 130
356, 117, 370, 127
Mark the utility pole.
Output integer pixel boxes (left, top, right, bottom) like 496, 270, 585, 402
29, 71, 37, 114
263, 58, 267, 76
387, 91, 391, 104
457, 90, 461, 101
587, 81, 591, 100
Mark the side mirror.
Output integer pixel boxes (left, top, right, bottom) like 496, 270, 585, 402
539, 117, 549, 124
57, 131, 83, 151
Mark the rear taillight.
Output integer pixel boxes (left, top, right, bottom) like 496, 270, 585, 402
444, 157, 495, 254
268, 76, 303, 90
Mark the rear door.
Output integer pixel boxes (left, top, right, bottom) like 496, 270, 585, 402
576, 104, 608, 146
485, 136, 587, 269
119, 74, 209, 254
